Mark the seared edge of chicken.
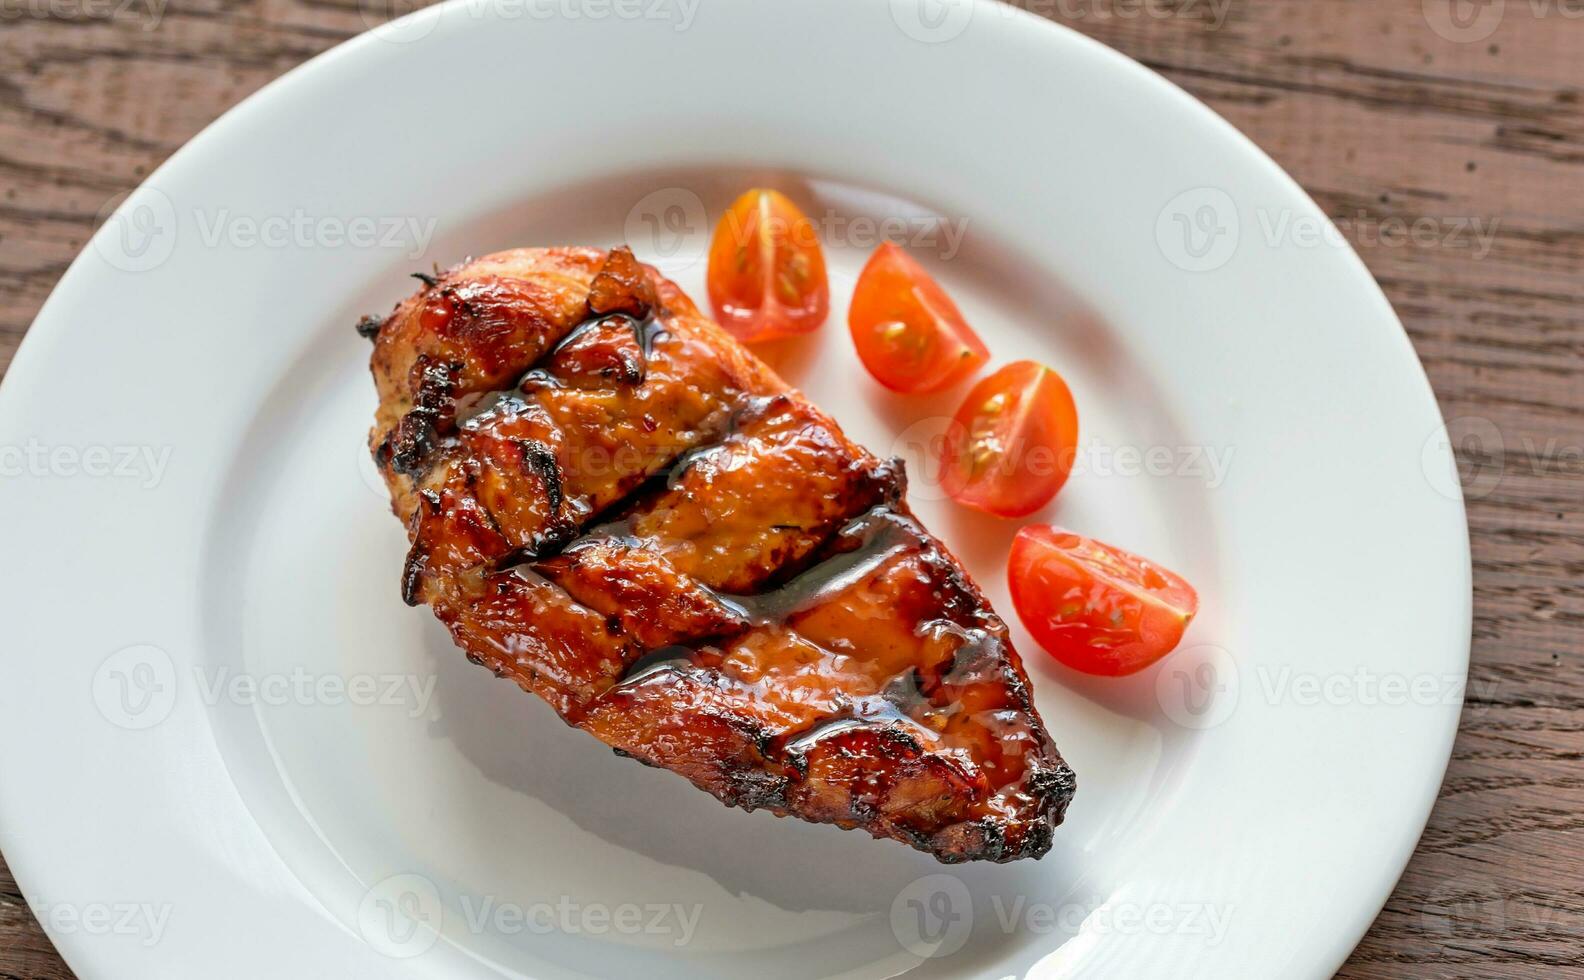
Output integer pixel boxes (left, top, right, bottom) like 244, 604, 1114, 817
365, 246, 1075, 863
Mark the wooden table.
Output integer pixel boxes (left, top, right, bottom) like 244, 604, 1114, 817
1, 1, 1579, 976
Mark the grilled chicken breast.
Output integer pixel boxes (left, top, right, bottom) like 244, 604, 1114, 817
364, 245, 1075, 862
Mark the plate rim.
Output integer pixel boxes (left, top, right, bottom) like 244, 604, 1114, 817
0, 1, 1473, 977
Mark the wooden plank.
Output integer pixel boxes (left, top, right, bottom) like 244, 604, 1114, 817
0, 0, 1579, 975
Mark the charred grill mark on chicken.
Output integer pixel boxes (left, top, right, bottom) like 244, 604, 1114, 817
367, 245, 1074, 862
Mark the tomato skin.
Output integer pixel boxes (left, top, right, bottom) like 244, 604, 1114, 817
848, 242, 989, 393
1008, 526, 1199, 676
938, 360, 1079, 517
706, 189, 829, 343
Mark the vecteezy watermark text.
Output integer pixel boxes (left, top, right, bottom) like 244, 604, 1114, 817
0, 440, 171, 489
359, 0, 701, 44
1423, 414, 1584, 501
357, 872, 703, 959
29, 900, 172, 947
457, 894, 702, 946
193, 209, 437, 258
890, 0, 1234, 44
886, 418, 1236, 502
92, 645, 439, 730
93, 186, 439, 273
191, 666, 437, 718
890, 874, 1235, 959
1156, 187, 1501, 272
0, 0, 166, 28
624, 186, 973, 268
1154, 646, 1494, 731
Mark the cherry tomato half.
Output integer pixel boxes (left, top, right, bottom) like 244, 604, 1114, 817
706, 188, 829, 343
848, 242, 989, 393
938, 360, 1079, 517
1008, 526, 1199, 676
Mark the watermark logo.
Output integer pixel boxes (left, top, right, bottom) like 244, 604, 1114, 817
887, 415, 953, 497
358, 0, 439, 41
890, 0, 975, 43
1421, 414, 1580, 502
891, 873, 974, 958
890, 876, 1237, 954
1424, 414, 1503, 501
625, 187, 709, 268
1156, 187, 1240, 273
1423, 0, 1506, 41
359, 873, 444, 958
1157, 647, 1480, 730
93, 186, 177, 274
92, 644, 178, 730
1155, 644, 1240, 730
91, 658, 438, 730
356, 879, 704, 955
91, 187, 439, 272
1159, 188, 1499, 270
887, 415, 1235, 503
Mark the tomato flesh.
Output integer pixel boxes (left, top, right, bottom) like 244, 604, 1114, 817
1008, 526, 1199, 676
938, 360, 1078, 517
706, 188, 829, 343
848, 242, 988, 393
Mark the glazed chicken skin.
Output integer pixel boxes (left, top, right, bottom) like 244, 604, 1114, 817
364, 245, 1075, 862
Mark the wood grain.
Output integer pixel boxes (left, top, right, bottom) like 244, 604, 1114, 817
0, 0, 1579, 976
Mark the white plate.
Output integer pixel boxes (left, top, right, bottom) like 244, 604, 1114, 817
0, 1, 1471, 977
